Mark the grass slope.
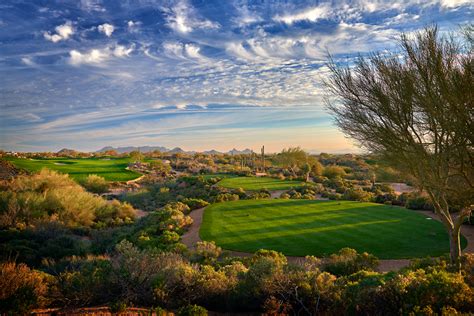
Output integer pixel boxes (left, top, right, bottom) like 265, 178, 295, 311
198, 173, 238, 180
6, 157, 141, 182
218, 176, 303, 191
200, 200, 466, 259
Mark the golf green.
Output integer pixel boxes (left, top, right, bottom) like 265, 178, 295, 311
218, 176, 303, 191
6, 157, 141, 182
200, 199, 466, 259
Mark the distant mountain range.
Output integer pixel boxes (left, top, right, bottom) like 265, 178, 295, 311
95, 146, 254, 155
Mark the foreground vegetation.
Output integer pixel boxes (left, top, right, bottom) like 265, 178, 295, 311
2, 241, 474, 315
201, 200, 462, 259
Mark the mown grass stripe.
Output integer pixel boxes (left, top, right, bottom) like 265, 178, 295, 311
200, 199, 467, 259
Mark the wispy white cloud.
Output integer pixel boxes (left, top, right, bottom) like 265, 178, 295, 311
164, 0, 219, 34
440, 0, 473, 8
43, 21, 74, 42
163, 41, 207, 61
21, 57, 35, 66
68, 44, 134, 66
274, 4, 332, 25
98, 23, 114, 37
127, 20, 141, 32
80, 0, 105, 12
233, 4, 262, 27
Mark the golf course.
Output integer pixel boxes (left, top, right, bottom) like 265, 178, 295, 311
218, 176, 303, 191
200, 199, 466, 259
6, 157, 141, 182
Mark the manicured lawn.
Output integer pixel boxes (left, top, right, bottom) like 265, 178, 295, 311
218, 176, 303, 191
200, 200, 466, 259
6, 157, 141, 182
198, 173, 238, 180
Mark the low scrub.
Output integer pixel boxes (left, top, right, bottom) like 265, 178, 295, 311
0, 169, 135, 229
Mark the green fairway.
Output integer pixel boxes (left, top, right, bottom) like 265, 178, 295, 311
218, 176, 303, 191
200, 200, 466, 259
198, 173, 238, 180
6, 157, 141, 182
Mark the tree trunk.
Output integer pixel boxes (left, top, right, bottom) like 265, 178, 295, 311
448, 226, 462, 271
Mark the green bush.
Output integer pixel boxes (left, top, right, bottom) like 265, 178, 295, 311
343, 188, 374, 202
323, 248, 379, 276
177, 304, 208, 316
81, 174, 109, 194
214, 193, 239, 203
406, 193, 434, 211
181, 198, 209, 210
280, 193, 290, 199
192, 241, 222, 264
323, 165, 346, 179
162, 202, 191, 215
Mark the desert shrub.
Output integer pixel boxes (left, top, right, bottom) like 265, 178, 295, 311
326, 192, 343, 200
323, 165, 346, 179
343, 188, 374, 202
323, 248, 379, 276
162, 202, 191, 215
109, 301, 128, 313
247, 191, 271, 199
0, 262, 51, 314
0, 222, 89, 267
177, 304, 208, 316
55, 257, 113, 307
154, 259, 232, 309
214, 193, 239, 203
374, 193, 398, 204
155, 208, 193, 233
0, 169, 135, 229
280, 193, 290, 199
159, 230, 181, 245
191, 241, 222, 264
81, 174, 109, 194
110, 240, 183, 306
386, 269, 474, 313
461, 254, 474, 286
302, 193, 315, 200
290, 192, 302, 199
340, 270, 393, 315
181, 198, 209, 210
313, 175, 328, 183
406, 193, 434, 211
230, 187, 247, 199
251, 249, 288, 267
95, 199, 135, 227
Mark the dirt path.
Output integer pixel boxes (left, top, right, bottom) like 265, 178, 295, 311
270, 190, 286, 199
135, 208, 148, 219
181, 207, 206, 248
180, 196, 474, 272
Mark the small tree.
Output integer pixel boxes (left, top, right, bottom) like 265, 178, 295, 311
129, 151, 144, 163
326, 26, 473, 267
274, 147, 307, 176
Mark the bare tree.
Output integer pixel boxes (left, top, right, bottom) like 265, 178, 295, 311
325, 26, 473, 268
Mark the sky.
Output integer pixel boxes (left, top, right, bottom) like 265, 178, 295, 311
0, 0, 472, 153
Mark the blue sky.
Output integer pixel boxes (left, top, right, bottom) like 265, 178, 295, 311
0, 0, 472, 153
